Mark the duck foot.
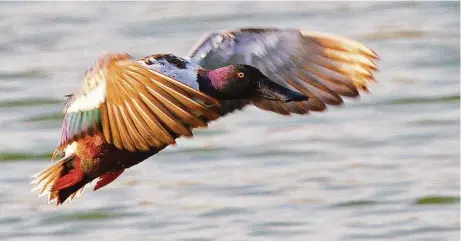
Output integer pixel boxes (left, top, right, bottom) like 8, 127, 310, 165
94, 170, 124, 191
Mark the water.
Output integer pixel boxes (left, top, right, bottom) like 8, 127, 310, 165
0, 1, 459, 240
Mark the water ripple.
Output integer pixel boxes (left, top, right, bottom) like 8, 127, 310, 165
0, 1, 459, 240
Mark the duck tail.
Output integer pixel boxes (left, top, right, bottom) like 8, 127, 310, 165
31, 152, 86, 206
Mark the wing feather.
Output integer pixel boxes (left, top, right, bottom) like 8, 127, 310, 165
128, 65, 219, 121
124, 68, 208, 128
188, 28, 379, 115
120, 70, 188, 139
100, 103, 111, 143
55, 53, 220, 154
107, 103, 123, 150
302, 31, 379, 59
120, 101, 150, 151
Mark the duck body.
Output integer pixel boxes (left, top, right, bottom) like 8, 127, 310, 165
32, 28, 379, 206
33, 52, 306, 204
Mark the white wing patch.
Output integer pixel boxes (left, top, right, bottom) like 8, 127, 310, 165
137, 57, 200, 90
66, 82, 106, 113
64, 142, 77, 157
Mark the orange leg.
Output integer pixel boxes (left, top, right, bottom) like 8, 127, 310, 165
94, 170, 124, 191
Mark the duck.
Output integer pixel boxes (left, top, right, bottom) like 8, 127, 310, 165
31, 28, 379, 206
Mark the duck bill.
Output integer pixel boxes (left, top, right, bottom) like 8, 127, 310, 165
255, 77, 308, 102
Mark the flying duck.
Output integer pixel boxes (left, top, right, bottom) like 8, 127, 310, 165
31, 28, 379, 205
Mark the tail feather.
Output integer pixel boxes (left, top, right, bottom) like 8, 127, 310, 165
69, 186, 86, 201
31, 154, 87, 206
31, 156, 70, 195
51, 180, 86, 205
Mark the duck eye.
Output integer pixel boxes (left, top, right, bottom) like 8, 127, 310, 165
237, 72, 244, 78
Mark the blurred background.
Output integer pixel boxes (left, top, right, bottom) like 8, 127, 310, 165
0, 1, 459, 240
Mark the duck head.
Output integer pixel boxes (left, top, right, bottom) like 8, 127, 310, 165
198, 64, 307, 102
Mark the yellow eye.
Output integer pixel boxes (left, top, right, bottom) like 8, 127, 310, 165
237, 72, 244, 78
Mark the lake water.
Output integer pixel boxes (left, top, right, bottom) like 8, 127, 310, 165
0, 1, 459, 240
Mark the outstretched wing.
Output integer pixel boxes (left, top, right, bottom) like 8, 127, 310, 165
188, 28, 379, 115
55, 53, 221, 157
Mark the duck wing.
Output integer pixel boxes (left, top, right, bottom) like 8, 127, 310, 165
54, 53, 221, 158
188, 28, 379, 115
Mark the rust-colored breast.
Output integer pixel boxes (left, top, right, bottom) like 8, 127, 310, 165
76, 132, 163, 177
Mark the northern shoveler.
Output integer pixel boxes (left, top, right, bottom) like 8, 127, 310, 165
31, 28, 379, 205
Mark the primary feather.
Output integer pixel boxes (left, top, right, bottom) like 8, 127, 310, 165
188, 28, 379, 115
